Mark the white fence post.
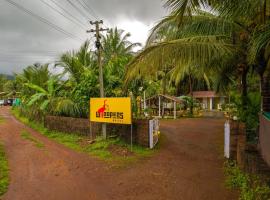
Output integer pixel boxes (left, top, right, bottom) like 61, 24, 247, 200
149, 118, 160, 149
224, 121, 230, 158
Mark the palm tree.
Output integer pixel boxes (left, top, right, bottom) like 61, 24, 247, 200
25, 76, 81, 117
0, 75, 7, 93
101, 28, 141, 96
56, 40, 97, 83
126, 0, 270, 111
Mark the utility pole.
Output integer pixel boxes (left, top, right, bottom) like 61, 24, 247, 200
87, 20, 109, 139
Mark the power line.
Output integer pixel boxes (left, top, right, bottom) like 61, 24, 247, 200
80, 0, 113, 27
4, 0, 83, 43
66, 0, 89, 21
49, 0, 87, 27
39, 0, 85, 30
74, 0, 97, 20
80, 0, 99, 20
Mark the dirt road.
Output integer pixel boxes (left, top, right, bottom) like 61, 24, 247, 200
0, 107, 236, 200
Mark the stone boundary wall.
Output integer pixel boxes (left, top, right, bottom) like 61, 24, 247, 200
230, 120, 270, 180
259, 114, 270, 167
44, 116, 150, 147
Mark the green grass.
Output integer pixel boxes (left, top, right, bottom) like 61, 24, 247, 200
84, 137, 154, 161
20, 130, 44, 148
224, 160, 270, 200
0, 143, 9, 196
12, 108, 157, 167
0, 116, 5, 124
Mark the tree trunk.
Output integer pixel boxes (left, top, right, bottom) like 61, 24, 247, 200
241, 65, 249, 108
162, 76, 167, 95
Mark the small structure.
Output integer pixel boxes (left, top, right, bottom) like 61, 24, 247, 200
145, 94, 184, 119
191, 91, 226, 110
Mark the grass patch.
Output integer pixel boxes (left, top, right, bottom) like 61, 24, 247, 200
0, 143, 9, 196
12, 108, 157, 167
83, 137, 154, 165
0, 116, 5, 124
224, 160, 270, 200
21, 130, 44, 148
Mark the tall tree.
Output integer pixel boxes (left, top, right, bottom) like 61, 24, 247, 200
126, 0, 270, 111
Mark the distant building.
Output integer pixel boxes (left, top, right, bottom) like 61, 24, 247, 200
191, 91, 226, 110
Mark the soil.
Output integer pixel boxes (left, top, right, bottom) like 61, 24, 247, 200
108, 144, 134, 157
0, 107, 237, 200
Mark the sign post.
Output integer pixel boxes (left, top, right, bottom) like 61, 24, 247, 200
90, 97, 132, 125
90, 97, 133, 148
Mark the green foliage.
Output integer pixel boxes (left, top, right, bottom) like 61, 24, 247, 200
231, 92, 261, 129
229, 91, 261, 142
20, 130, 44, 148
71, 71, 99, 117
0, 143, 9, 196
224, 160, 270, 200
0, 75, 8, 93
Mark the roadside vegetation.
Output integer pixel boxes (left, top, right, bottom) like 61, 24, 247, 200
224, 160, 270, 200
0, 143, 9, 196
0, 116, 5, 124
12, 108, 154, 167
0, 0, 267, 132
0, 0, 269, 195
21, 130, 44, 149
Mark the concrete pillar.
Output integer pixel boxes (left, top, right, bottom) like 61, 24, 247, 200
209, 97, 213, 110
203, 98, 207, 109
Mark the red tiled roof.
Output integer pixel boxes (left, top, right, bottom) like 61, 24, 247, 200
191, 91, 221, 98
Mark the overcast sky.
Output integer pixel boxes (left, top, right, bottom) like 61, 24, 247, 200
0, 0, 167, 75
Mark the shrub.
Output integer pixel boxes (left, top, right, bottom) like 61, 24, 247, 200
225, 161, 270, 200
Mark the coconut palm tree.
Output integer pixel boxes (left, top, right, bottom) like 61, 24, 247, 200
101, 28, 141, 96
126, 0, 270, 111
56, 40, 97, 84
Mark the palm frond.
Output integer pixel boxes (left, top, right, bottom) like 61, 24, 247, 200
126, 35, 236, 83
27, 93, 46, 106
24, 83, 47, 94
248, 23, 270, 65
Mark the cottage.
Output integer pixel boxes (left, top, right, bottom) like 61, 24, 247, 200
145, 94, 184, 119
191, 91, 226, 110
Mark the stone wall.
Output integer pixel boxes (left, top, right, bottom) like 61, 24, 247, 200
229, 120, 270, 180
44, 115, 96, 135
259, 114, 270, 167
44, 116, 150, 147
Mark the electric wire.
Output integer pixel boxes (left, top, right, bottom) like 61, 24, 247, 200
80, 0, 99, 20
74, 0, 97, 20
4, 0, 83, 43
81, 0, 113, 27
66, 0, 89, 21
49, 0, 87, 27
39, 0, 85, 30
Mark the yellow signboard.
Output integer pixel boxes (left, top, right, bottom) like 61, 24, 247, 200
90, 97, 132, 124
